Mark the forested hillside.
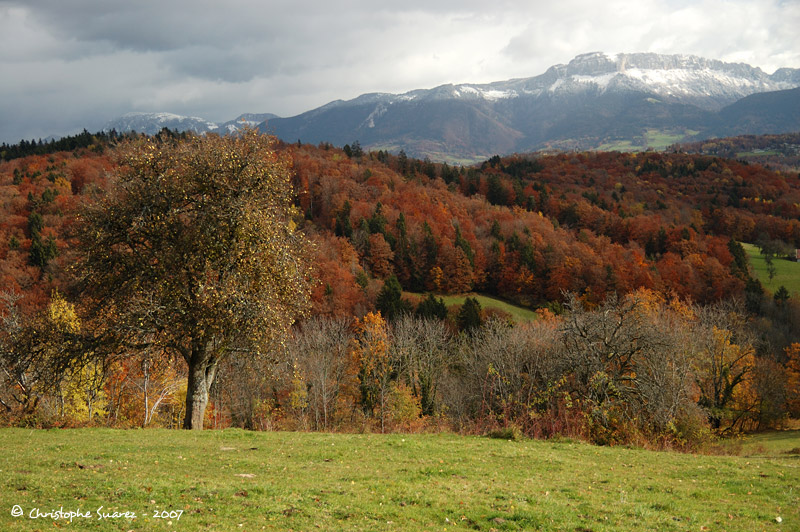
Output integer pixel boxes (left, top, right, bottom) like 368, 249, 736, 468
1, 133, 799, 444
677, 132, 800, 173
292, 142, 800, 312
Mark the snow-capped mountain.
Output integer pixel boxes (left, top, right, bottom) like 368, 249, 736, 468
103, 112, 219, 136
312, 52, 798, 112
101, 53, 800, 161
263, 52, 800, 160
214, 113, 279, 134
103, 112, 279, 137
306, 52, 800, 113
517, 52, 797, 110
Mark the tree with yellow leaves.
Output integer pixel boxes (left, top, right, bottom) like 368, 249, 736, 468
353, 311, 393, 432
47, 291, 108, 423
692, 301, 756, 432
0, 290, 88, 422
75, 130, 312, 429
785, 343, 800, 417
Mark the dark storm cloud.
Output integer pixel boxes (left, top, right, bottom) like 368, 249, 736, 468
9, 1, 330, 77
1, 0, 798, 144
17, 0, 284, 52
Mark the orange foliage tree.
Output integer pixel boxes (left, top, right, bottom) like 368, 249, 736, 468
785, 343, 800, 417
353, 312, 392, 432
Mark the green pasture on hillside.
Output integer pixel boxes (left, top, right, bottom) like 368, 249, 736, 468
595, 128, 699, 152
742, 242, 800, 296
736, 150, 782, 158
437, 293, 539, 323
1, 428, 798, 531
404, 292, 537, 323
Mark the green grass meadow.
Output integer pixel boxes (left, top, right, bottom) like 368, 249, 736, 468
438, 293, 539, 323
1, 428, 798, 531
404, 292, 539, 323
742, 242, 800, 296
594, 129, 699, 152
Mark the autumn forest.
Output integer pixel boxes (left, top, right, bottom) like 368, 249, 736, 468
1, 130, 800, 447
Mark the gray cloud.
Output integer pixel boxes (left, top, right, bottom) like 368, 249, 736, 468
1, 0, 798, 144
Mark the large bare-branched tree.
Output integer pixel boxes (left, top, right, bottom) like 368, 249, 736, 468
561, 293, 693, 436
289, 316, 354, 430
75, 130, 312, 429
392, 315, 451, 416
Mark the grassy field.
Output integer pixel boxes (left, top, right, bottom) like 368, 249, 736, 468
1, 428, 798, 531
594, 139, 639, 152
438, 293, 539, 323
736, 150, 782, 158
595, 129, 699, 152
741, 242, 800, 296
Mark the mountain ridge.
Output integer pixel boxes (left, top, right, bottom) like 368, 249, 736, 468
103, 112, 279, 137
100, 52, 800, 162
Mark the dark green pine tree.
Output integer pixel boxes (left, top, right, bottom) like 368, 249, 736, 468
29, 234, 57, 268
774, 286, 791, 306
376, 275, 412, 321
334, 200, 353, 239
486, 174, 508, 205
453, 224, 474, 266
368, 202, 388, 235
727, 238, 749, 277
744, 277, 764, 315
415, 293, 448, 320
457, 297, 482, 333
393, 213, 421, 291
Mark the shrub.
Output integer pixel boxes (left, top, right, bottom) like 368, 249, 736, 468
486, 425, 524, 441
387, 382, 422, 431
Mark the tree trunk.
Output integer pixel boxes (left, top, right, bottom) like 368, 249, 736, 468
183, 353, 218, 430
142, 359, 150, 428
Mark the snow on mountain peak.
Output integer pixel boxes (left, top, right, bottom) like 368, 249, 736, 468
526, 52, 799, 109
104, 112, 218, 135
396, 53, 800, 111
451, 85, 518, 101
99, 52, 799, 142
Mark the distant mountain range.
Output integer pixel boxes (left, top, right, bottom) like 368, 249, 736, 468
103, 52, 800, 162
103, 112, 278, 137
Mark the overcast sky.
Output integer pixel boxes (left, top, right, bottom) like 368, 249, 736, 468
1, 0, 798, 144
